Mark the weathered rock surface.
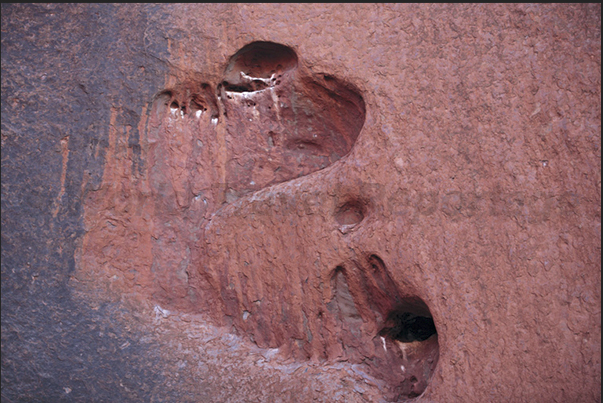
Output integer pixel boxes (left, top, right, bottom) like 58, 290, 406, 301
2, 3, 600, 402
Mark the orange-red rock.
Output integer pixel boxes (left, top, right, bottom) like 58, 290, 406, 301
2, 3, 600, 402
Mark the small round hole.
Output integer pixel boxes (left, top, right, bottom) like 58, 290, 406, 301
335, 201, 365, 226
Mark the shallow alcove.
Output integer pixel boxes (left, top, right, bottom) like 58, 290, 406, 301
219, 41, 366, 199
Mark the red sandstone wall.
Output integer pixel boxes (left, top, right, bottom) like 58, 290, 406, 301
3, 4, 600, 402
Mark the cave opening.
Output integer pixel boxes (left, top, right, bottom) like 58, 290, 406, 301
379, 310, 437, 343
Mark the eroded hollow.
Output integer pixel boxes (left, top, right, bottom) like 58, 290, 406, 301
339, 255, 440, 401
379, 303, 437, 343
321, 256, 439, 401
223, 41, 298, 92
219, 41, 366, 200
372, 297, 439, 401
335, 199, 366, 227
152, 83, 219, 121
147, 42, 366, 210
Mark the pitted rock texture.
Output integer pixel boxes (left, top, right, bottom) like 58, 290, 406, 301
2, 3, 601, 403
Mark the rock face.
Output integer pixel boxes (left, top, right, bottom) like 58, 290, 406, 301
2, 3, 601, 402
